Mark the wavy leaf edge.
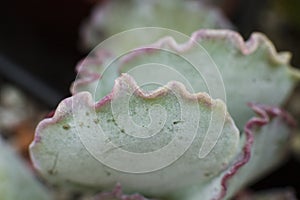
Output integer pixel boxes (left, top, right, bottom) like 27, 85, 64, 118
32, 73, 222, 152
31, 73, 295, 200
215, 103, 295, 200
90, 103, 295, 200
72, 29, 300, 96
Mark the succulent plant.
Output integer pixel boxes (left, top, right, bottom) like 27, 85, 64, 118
23, 0, 300, 199
29, 28, 300, 200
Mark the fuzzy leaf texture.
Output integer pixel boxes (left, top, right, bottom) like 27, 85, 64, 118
30, 74, 240, 199
31, 75, 295, 200
22, 0, 300, 198
73, 29, 300, 129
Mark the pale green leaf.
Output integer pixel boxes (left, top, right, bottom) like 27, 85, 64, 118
0, 138, 52, 200
73, 30, 300, 129
30, 74, 240, 198
81, 0, 232, 49
171, 104, 294, 200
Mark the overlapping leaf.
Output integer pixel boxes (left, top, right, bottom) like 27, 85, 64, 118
81, 0, 232, 49
30, 74, 240, 198
73, 29, 300, 129
30, 74, 295, 200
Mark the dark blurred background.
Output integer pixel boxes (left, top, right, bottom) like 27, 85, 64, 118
0, 0, 94, 106
0, 0, 299, 197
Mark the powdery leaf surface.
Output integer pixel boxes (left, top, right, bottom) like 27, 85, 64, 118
0, 138, 51, 200
73, 29, 300, 129
165, 104, 295, 200
221, 104, 295, 199
30, 74, 295, 200
30, 74, 240, 198
92, 184, 152, 200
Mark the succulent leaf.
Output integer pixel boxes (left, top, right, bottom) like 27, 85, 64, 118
0, 138, 52, 200
73, 29, 300, 129
171, 104, 294, 200
93, 184, 151, 200
30, 74, 240, 198
80, 0, 232, 49
222, 104, 295, 199
31, 73, 296, 199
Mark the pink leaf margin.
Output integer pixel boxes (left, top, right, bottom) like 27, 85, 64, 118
93, 101, 296, 200
72, 29, 300, 96
214, 103, 296, 200
31, 73, 296, 200
31, 74, 215, 148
